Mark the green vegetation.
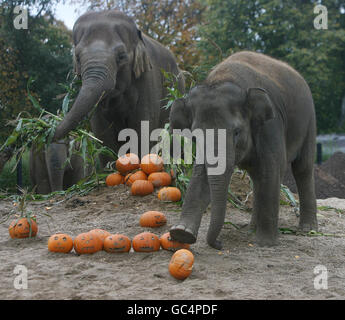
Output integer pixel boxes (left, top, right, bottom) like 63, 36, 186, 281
0, 0, 73, 144
197, 0, 345, 133
0, 151, 30, 193
0, 75, 117, 197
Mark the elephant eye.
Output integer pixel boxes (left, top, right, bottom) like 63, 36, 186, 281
117, 52, 129, 64
234, 128, 241, 143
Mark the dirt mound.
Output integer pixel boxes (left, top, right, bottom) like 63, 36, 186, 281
320, 152, 345, 185
283, 152, 345, 199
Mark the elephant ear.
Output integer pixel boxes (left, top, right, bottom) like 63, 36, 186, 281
133, 30, 152, 79
246, 88, 276, 127
169, 98, 192, 132
72, 47, 81, 77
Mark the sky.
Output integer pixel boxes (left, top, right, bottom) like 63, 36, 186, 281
54, 2, 88, 30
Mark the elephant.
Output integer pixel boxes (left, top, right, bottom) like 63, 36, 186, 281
53, 10, 184, 165
169, 51, 317, 248
30, 141, 91, 194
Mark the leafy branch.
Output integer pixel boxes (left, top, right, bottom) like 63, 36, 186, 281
0, 76, 117, 194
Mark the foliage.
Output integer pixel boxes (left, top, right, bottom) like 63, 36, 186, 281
161, 69, 192, 110
0, 151, 31, 193
0, 75, 117, 196
0, 20, 34, 143
197, 0, 345, 133
0, 0, 73, 143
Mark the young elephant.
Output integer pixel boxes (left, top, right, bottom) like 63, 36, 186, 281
30, 141, 91, 194
169, 51, 317, 248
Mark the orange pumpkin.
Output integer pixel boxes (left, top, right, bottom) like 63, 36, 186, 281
106, 173, 124, 186
158, 187, 182, 202
140, 211, 167, 228
148, 172, 172, 188
169, 249, 194, 280
8, 220, 17, 239
116, 153, 140, 175
131, 180, 154, 196
48, 233, 74, 253
125, 170, 147, 186
89, 229, 111, 246
160, 232, 190, 251
132, 232, 160, 252
140, 154, 164, 174
104, 234, 131, 253
9, 217, 38, 239
73, 232, 103, 254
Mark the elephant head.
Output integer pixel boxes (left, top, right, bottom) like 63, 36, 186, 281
169, 82, 276, 249
53, 11, 152, 141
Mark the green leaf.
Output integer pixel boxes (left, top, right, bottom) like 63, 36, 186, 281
15, 119, 23, 132
62, 93, 70, 116
2, 133, 19, 148
279, 227, 296, 234
81, 136, 88, 164
27, 79, 43, 113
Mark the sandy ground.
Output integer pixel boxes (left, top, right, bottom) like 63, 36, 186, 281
1, 184, 345, 300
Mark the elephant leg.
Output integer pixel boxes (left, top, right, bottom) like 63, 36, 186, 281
251, 163, 281, 247
65, 154, 91, 189
170, 164, 210, 244
248, 159, 286, 234
45, 143, 67, 192
291, 127, 318, 231
30, 148, 51, 194
90, 110, 121, 169
250, 119, 287, 246
36, 177, 51, 194
253, 168, 280, 246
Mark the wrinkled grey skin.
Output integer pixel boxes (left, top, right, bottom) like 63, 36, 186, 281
30, 141, 90, 194
169, 51, 317, 248
53, 10, 184, 164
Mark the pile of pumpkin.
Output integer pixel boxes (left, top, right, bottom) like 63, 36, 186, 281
8, 153, 192, 280
106, 153, 181, 202
48, 210, 193, 280
9, 211, 194, 281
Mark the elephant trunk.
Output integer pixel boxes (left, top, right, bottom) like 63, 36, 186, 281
205, 134, 234, 249
206, 168, 233, 249
53, 65, 115, 141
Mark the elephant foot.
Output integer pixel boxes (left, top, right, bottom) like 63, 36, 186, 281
256, 233, 279, 247
170, 225, 197, 244
298, 221, 318, 233
207, 238, 223, 250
